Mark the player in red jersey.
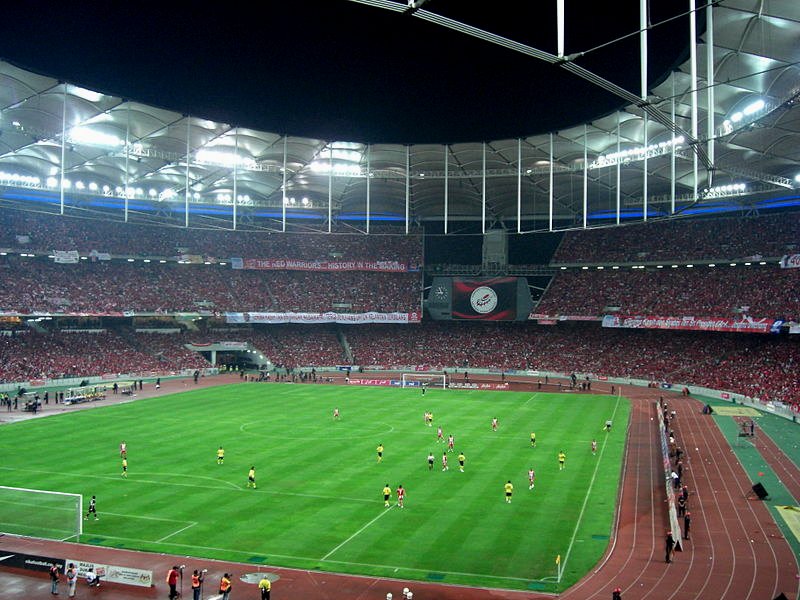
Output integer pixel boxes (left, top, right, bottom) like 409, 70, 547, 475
333, 407, 339, 420
447, 434, 454, 452
591, 439, 597, 455
528, 468, 536, 489
491, 417, 498, 431
437, 426, 444, 443
396, 484, 405, 508
442, 452, 449, 471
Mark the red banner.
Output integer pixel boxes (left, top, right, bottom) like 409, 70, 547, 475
232, 258, 410, 272
602, 314, 780, 334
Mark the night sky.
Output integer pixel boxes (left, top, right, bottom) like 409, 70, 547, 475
0, 1, 692, 144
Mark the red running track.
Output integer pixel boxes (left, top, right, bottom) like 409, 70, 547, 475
0, 379, 797, 599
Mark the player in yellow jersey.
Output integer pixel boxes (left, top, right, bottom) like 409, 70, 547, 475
121, 457, 127, 478
558, 450, 566, 470
504, 480, 514, 503
382, 483, 392, 507
458, 452, 465, 472
217, 446, 225, 465
377, 443, 384, 463
247, 466, 257, 488
530, 432, 536, 447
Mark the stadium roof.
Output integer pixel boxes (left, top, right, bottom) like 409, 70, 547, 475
0, 0, 798, 231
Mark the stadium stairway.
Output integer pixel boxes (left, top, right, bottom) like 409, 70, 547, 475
337, 328, 354, 364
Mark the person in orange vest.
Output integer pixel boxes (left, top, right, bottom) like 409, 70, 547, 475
191, 569, 205, 600
219, 572, 232, 600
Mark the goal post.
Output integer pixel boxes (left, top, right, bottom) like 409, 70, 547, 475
0, 486, 83, 541
401, 372, 447, 389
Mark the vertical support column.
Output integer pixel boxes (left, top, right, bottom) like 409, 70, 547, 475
548, 133, 554, 231
405, 145, 410, 235
583, 124, 588, 228
706, 1, 715, 185
616, 113, 621, 225
60, 85, 68, 216
557, 0, 565, 58
481, 142, 486, 235
690, 0, 699, 200
640, 0, 648, 100
517, 138, 522, 233
124, 100, 130, 223
185, 116, 191, 228
443, 144, 449, 235
671, 92, 676, 214
641, 0, 649, 222
328, 144, 333, 233
232, 127, 238, 231
282, 135, 288, 232
366, 144, 371, 234
643, 115, 648, 221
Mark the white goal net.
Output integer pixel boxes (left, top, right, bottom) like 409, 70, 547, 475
401, 372, 447, 389
0, 486, 83, 541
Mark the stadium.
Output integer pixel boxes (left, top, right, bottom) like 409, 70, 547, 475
0, 1, 798, 599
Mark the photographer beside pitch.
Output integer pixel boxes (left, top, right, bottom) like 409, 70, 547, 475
191, 568, 207, 600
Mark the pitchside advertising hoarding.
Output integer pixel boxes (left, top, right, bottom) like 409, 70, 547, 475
426, 276, 533, 321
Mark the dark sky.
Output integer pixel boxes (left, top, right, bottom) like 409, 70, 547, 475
0, 1, 691, 144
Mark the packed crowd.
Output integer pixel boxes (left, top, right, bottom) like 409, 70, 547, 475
536, 266, 799, 320
1, 322, 798, 408
552, 212, 800, 264
344, 322, 800, 406
0, 329, 208, 382
0, 209, 422, 262
0, 257, 421, 314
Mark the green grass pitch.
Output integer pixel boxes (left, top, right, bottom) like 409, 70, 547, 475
0, 383, 630, 592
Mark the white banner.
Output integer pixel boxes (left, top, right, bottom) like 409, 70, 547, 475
53, 250, 79, 264
65, 558, 153, 588
219, 341, 248, 349
89, 249, 112, 261
790, 324, 800, 334
780, 254, 800, 269
225, 311, 421, 324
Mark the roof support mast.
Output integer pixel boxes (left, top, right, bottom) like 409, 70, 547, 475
185, 117, 191, 228
706, 1, 715, 188
60, 84, 67, 216
690, 0, 699, 199
443, 144, 449, 234
641, 0, 648, 221
281, 136, 287, 232
481, 142, 487, 234
348, 0, 713, 172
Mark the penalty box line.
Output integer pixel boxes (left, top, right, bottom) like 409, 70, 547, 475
321, 506, 394, 560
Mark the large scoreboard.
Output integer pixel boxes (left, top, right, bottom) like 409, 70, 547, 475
426, 276, 532, 321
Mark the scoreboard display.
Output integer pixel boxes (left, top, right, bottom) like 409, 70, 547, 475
426, 276, 532, 321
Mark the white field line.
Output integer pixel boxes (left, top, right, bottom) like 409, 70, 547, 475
559, 391, 623, 580
70, 533, 550, 584
321, 507, 394, 560
156, 521, 197, 543
102, 511, 193, 523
